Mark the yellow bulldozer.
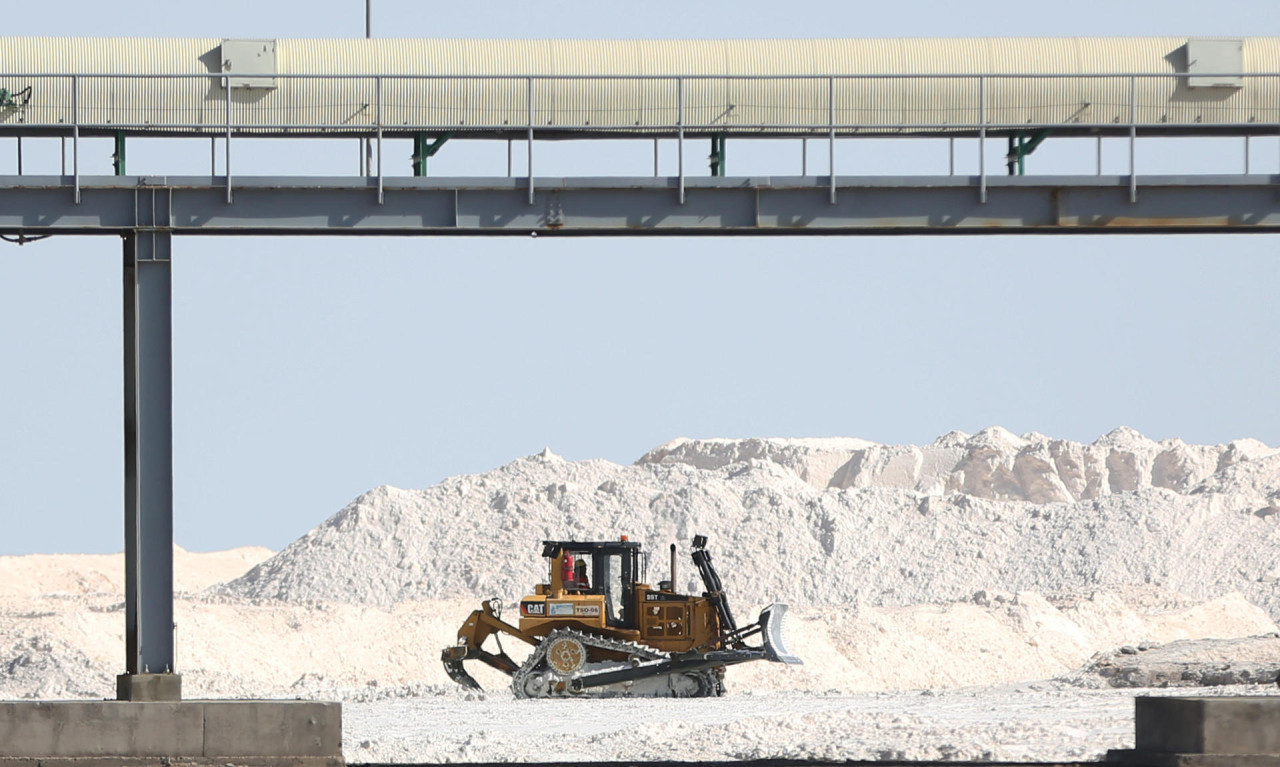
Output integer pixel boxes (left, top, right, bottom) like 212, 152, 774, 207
441, 534, 801, 698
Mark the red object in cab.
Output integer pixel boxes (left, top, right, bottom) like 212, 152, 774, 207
562, 553, 575, 586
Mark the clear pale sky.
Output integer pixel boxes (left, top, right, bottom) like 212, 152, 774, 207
2, 1, 1278, 554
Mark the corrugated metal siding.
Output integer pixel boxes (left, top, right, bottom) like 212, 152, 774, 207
0, 36, 1277, 135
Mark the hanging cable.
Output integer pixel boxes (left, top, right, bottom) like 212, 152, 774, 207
1, 233, 51, 245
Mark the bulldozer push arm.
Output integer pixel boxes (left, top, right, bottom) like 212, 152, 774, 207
441, 598, 537, 690
691, 533, 738, 635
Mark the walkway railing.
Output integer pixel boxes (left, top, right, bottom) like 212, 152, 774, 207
0, 71, 1276, 205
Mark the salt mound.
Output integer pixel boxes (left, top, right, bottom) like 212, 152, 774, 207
643, 437, 876, 489
222, 433, 1280, 618
1, 634, 111, 699
638, 427, 1280, 502
0, 546, 273, 598
2, 587, 1274, 701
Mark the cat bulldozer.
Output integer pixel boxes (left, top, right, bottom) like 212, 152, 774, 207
441, 534, 801, 698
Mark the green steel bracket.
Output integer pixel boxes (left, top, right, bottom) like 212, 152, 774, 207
412, 132, 452, 177
1006, 129, 1051, 176
0, 86, 32, 109
709, 133, 727, 177
113, 131, 126, 176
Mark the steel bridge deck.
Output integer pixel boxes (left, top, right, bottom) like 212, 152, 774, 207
2, 174, 1280, 235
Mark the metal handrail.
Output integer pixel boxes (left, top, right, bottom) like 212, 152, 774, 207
3, 70, 1279, 80
0, 69, 1272, 207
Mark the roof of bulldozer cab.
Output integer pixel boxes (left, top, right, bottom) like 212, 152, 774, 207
541, 540, 642, 557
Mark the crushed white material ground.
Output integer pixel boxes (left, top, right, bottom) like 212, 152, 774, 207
343, 684, 1280, 764
3, 428, 1280, 762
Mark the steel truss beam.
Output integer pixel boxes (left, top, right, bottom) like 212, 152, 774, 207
0, 175, 1278, 236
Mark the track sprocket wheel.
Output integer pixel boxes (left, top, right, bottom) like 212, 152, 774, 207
545, 635, 587, 677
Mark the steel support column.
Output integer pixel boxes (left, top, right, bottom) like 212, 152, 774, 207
710, 133, 726, 177
121, 229, 179, 700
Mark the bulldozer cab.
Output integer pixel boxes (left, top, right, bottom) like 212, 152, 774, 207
542, 540, 641, 628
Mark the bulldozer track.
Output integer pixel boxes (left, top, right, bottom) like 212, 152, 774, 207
512, 628, 720, 699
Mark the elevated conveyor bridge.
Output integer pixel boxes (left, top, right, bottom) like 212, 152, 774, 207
1, 35, 1276, 701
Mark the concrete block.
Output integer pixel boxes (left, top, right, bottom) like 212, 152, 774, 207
204, 701, 342, 757
116, 672, 182, 701
0, 700, 341, 762
1110, 751, 1280, 767
1136, 696, 1280, 755
0, 759, 343, 767
0, 702, 202, 757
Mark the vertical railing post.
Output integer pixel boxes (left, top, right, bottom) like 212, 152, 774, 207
72, 75, 80, 204
948, 136, 955, 176
828, 76, 836, 205
376, 76, 384, 205
527, 77, 535, 205
978, 75, 987, 204
802, 137, 808, 176
1244, 135, 1251, 175
224, 75, 233, 204
1128, 75, 1137, 203
677, 77, 685, 205
1096, 135, 1103, 176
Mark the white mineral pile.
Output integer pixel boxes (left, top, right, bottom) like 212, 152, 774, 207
0, 546, 273, 598
222, 427, 1280, 620
639, 426, 1279, 501
5, 428, 1280, 762
2, 577, 1275, 701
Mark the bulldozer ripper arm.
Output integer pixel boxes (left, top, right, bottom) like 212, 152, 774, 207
441, 599, 538, 690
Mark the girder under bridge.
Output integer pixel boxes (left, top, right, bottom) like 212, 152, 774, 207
2, 174, 1280, 236
2, 175, 1280, 236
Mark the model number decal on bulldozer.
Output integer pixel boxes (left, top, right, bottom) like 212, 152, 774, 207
542, 602, 600, 617
646, 592, 687, 602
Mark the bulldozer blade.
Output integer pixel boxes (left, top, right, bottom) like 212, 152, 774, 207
759, 603, 802, 665
443, 657, 484, 691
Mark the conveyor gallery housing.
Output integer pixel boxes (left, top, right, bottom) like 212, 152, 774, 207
0, 37, 1275, 175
